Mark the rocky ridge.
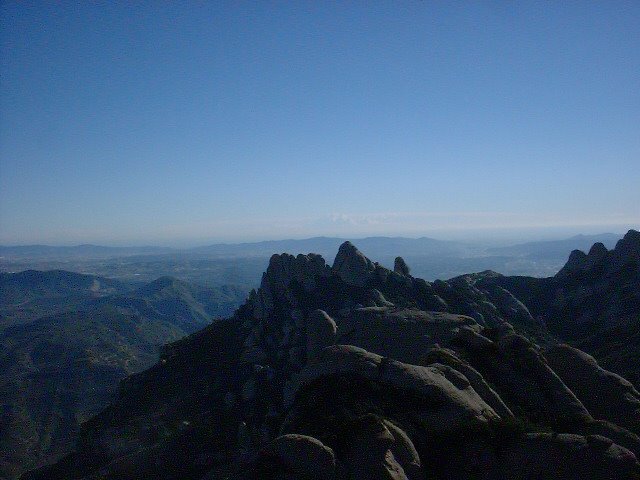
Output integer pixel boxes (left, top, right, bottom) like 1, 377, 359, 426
25, 234, 640, 479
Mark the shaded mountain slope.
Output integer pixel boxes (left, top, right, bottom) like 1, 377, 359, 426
0, 308, 185, 479
0, 272, 248, 479
28, 238, 640, 479
0, 270, 131, 329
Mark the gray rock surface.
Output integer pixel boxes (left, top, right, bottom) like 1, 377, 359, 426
335, 308, 478, 365
496, 334, 591, 424
261, 434, 337, 479
345, 416, 409, 480
306, 310, 337, 360
252, 253, 330, 319
382, 420, 422, 480
487, 433, 639, 480
455, 329, 593, 427
285, 345, 501, 431
546, 344, 640, 433
422, 347, 514, 420
394, 257, 411, 276
332, 241, 376, 287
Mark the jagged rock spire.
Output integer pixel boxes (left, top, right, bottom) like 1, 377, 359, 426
614, 229, 640, 260
250, 252, 330, 319
557, 229, 640, 278
332, 241, 376, 287
394, 256, 411, 276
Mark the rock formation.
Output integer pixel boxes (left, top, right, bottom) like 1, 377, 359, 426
24, 237, 640, 480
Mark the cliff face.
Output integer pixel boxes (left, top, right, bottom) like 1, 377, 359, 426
25, 235, 640, 480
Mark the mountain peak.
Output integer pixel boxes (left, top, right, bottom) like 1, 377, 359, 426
332, 241, 376, 287
557, 229, 640, 278
394, 256, 411, 276
249, 252, 330, 320
588, 242, 608, 257
613, 229, 640, 260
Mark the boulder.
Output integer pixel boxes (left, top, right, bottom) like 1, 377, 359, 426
485, 286, 535, 326
497, 334, 591, 425
454, 325, 495, 351
368, 289, 395, 307
335, 308, 478, 365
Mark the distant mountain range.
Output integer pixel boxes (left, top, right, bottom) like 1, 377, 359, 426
0, 270, 249, 478
190, 235, 474, 259
487, 233, 622, 259
1, 233, 630, 285
2, 233, 625, 261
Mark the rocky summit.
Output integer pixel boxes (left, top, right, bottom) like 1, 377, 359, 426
24, 232, 640, 480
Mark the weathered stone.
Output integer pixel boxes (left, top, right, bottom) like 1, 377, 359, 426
241, 377, 257, 402
423, 347, 513, 419
546, 344, 640, 433
487, 433, 639, 480
261, 434, 336, 479
285, 345, 501, 431
306, 310, 337, 360
332, 241, 376, 287
368, 289, 395, 307
394, 257, 411, 276
335, 308, 479, 365
344, 415, 409, 480
454, 325, 495, 351
497, 334, 591, 425
382, 420, 422, 480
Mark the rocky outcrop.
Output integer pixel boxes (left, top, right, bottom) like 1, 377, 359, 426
332, 241, 376, 287
381, 419, 422, 480
612, 229, 640, 267
250, 252, 331, 319
454, 328, 592, 428
28, 238, 640, 480
394, 257, 411, 276
334, 308, 479, 365
422, 346, 514, 420
557, 229, 640, 278
305, 310, 337, 360
556, 249, 590, 278
487, 433, 639, 480
284, 345, 501, 430
257, 434, 337, 479
546, 344, 640, 433
344, 415, 411, 480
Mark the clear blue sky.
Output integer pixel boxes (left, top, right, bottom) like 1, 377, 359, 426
1, 1, 639, 246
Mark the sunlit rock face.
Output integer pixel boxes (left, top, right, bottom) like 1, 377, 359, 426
25, 238, 640, 480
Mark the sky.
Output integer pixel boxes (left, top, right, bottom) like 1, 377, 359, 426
1, 1, 639, 246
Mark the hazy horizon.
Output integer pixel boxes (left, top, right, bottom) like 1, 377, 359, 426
0, 224, 636, 249
2, 3, 639, 246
